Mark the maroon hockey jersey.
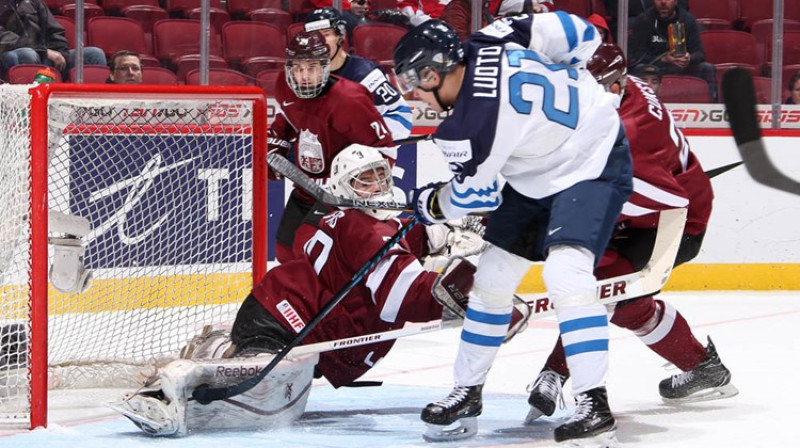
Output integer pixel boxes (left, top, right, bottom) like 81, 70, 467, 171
619, 75, 713, 235
269, 75, 395, 204
251, 209, 442, 387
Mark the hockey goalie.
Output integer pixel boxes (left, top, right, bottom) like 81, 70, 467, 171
111, 144, 531, 436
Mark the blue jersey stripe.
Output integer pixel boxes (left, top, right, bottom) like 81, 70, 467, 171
555, 11, 578, 51
559, 315, 608, 333
384, 113, 413, 130
564, 339, 609, 356
461, 330, 506, 347
582, 22, 596, 42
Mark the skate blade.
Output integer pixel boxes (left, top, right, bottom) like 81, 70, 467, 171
107, 398, 176, 436
523, 405, 546, 425
559, 428, 620, 448
662, 382, 740, 403
422, 417, 478, 442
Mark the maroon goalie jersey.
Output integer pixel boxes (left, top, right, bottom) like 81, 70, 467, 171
619, 76, 713, 235
251, 209, 442, 387
269, 75, 395, 204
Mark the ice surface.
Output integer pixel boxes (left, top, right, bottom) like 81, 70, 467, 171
1, 292, 797, 447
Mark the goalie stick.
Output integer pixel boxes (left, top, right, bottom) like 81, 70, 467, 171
191, 216, 421, 404
722, 68, 800, 195
192, 207, 684, 403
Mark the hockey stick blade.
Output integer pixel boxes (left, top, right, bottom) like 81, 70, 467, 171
283, 208, 686, 360
705, 161, 742, 179
267, 153, 412, 211
723, 68, 800, 195
191, 216, 420, 404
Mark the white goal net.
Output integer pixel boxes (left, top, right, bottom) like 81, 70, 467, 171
0, 84, 268, 428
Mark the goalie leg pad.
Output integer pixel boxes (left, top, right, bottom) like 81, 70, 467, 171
431, 256, 475, 319
180, 324, 234, 360
49, 237, 92, 294
504, 296, 532, 343
111, 353, 319, 436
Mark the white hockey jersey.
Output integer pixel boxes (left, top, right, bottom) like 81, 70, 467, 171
434, 12, 622, 219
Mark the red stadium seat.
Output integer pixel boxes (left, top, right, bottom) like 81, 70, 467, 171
247, 8, 291, 36
659, 75, 712, 103
696, 18, 733, 31
6, 64, 63, 84
187, 7, 231, 34
153, 19, 223, 68
222, 21, 285, 69
185, 68, 251, 86
174, 54, 229, 82
165, 0, 223, 17
88, 17, 151, 59
351, 23, 407, 65
752, 19, 800, 72
59, 3, 104, 24
242, 56, 286, 78
54, 15, 84, 49
287, 0, 316, 21
122, 5, 169, 34
102, 0, 160, 15
699, 30, 758, 72
692, 0, 737, 26
255, 68, 283, 95
69, 65, 110, 83
738, 1, 773, 31
766, 31, 800, 73
142, 66, 179, 85
227, 0, 283, 19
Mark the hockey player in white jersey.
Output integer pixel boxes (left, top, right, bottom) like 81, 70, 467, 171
393, 13, 632, 445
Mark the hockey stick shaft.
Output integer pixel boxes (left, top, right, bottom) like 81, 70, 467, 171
722, 68, 800, 195
285, 207, 687, 359
191, 216, 421, 404
394, 134, 431, 145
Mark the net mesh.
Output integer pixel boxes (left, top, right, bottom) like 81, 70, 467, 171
0, 85, 262, 425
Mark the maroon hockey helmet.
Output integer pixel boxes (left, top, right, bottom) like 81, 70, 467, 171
285, 31, 331, 98
587, 43, 627, 91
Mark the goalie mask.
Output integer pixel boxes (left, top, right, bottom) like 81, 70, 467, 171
329, 144, 400, 221
285, 30, 331, 99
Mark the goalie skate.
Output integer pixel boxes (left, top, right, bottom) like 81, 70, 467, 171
421, 385, 482, 442
109, 390, 178, 436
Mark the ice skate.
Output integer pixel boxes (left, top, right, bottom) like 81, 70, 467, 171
554, 387, 618, 447
660, 337, 739, 402
524, 367, 567, 424
421, 384, 482, 442
109, 389, 182, 436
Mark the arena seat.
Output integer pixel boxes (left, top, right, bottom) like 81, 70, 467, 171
141, 66, 180, 85
248, 8, 291, 36
659, 75, 712, 103
351, 23, 407, 66
185, 68, 250, 86
227, 0, 283, 19
69, 65, 110, 83
222, 21, 285, 70
6, 64, 63, 84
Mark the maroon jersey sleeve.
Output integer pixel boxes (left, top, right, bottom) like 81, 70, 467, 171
619, 76, 713, 234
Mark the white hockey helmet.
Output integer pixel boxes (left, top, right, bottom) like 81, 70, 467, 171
329, 144, 400, 221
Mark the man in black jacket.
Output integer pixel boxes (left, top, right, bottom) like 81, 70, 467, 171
628, 0, 716, 101
0, 0, 106, 80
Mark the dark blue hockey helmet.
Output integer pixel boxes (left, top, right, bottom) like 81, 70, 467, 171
392, 19, 464, 94
305, 7, 347, 37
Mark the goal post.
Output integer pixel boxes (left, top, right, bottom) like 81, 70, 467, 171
0, 83, 268, 429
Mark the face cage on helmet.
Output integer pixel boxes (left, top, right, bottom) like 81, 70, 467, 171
286, 59, 330, 99
340, 160, 393, 201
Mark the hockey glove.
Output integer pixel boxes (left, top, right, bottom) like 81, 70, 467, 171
431, 256, 476, 320
410, 182, 448, 225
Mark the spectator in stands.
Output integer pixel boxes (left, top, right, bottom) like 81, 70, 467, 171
786, 71, 800, 104
587, 13, 613, 43
603, 0, 690, 38
631, 63, 663, 95
440, 0, 550, 42
106, 51, 143, 84
0, 0, 106, 80
628, 0, 716, 101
